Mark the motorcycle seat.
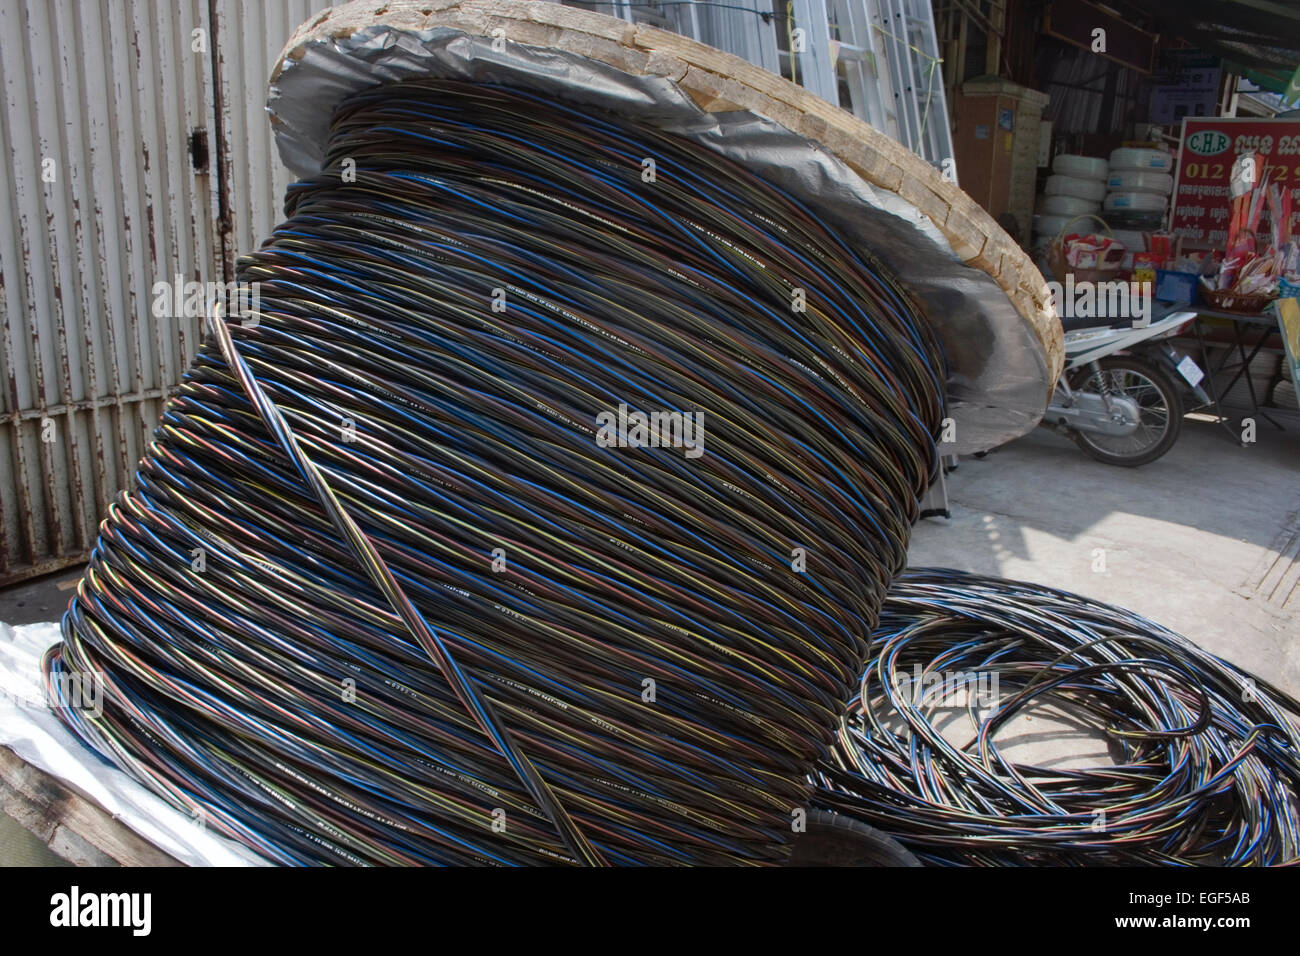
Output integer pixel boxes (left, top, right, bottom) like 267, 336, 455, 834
1059, 312, 1143, 332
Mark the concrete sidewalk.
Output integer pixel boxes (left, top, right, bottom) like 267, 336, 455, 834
907, 411, 1300, 699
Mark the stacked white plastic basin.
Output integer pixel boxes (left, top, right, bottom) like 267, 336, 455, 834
1103, 147, 1173, 221
1034, 154, 1108, 246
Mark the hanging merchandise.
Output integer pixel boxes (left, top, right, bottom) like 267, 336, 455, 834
1201, 158, 1297, 312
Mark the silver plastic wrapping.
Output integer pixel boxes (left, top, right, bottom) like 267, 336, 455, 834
268, 27, 1051, 453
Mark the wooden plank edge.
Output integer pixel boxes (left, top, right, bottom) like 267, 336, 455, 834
0, 745, 182, 867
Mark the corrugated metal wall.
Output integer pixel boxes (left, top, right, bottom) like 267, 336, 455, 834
0, 0, 219, 584
212, 0, 330, 258
0, 0, 328, 585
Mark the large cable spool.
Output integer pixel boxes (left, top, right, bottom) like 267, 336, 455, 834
43, 1, 1060, 866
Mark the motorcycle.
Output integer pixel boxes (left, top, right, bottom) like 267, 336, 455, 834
1045, 302, 1209, 466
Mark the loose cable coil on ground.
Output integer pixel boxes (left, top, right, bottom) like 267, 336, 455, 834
814, 569, 1300, 866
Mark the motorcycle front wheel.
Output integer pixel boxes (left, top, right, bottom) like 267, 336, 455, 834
1068, 355, 1183, 467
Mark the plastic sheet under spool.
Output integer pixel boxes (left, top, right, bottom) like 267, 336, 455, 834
268, 22, 1055, 455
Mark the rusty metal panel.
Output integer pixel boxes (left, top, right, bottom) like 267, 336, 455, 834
213, 0, 331, 255
0, 0, 219, 586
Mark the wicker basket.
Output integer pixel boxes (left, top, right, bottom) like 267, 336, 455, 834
1199, 284, 1277, 315
1048, 214, 1125, 284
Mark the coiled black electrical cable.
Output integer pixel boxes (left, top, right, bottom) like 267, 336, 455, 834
815, 569, 1300, 865
43, 79, 948, 866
